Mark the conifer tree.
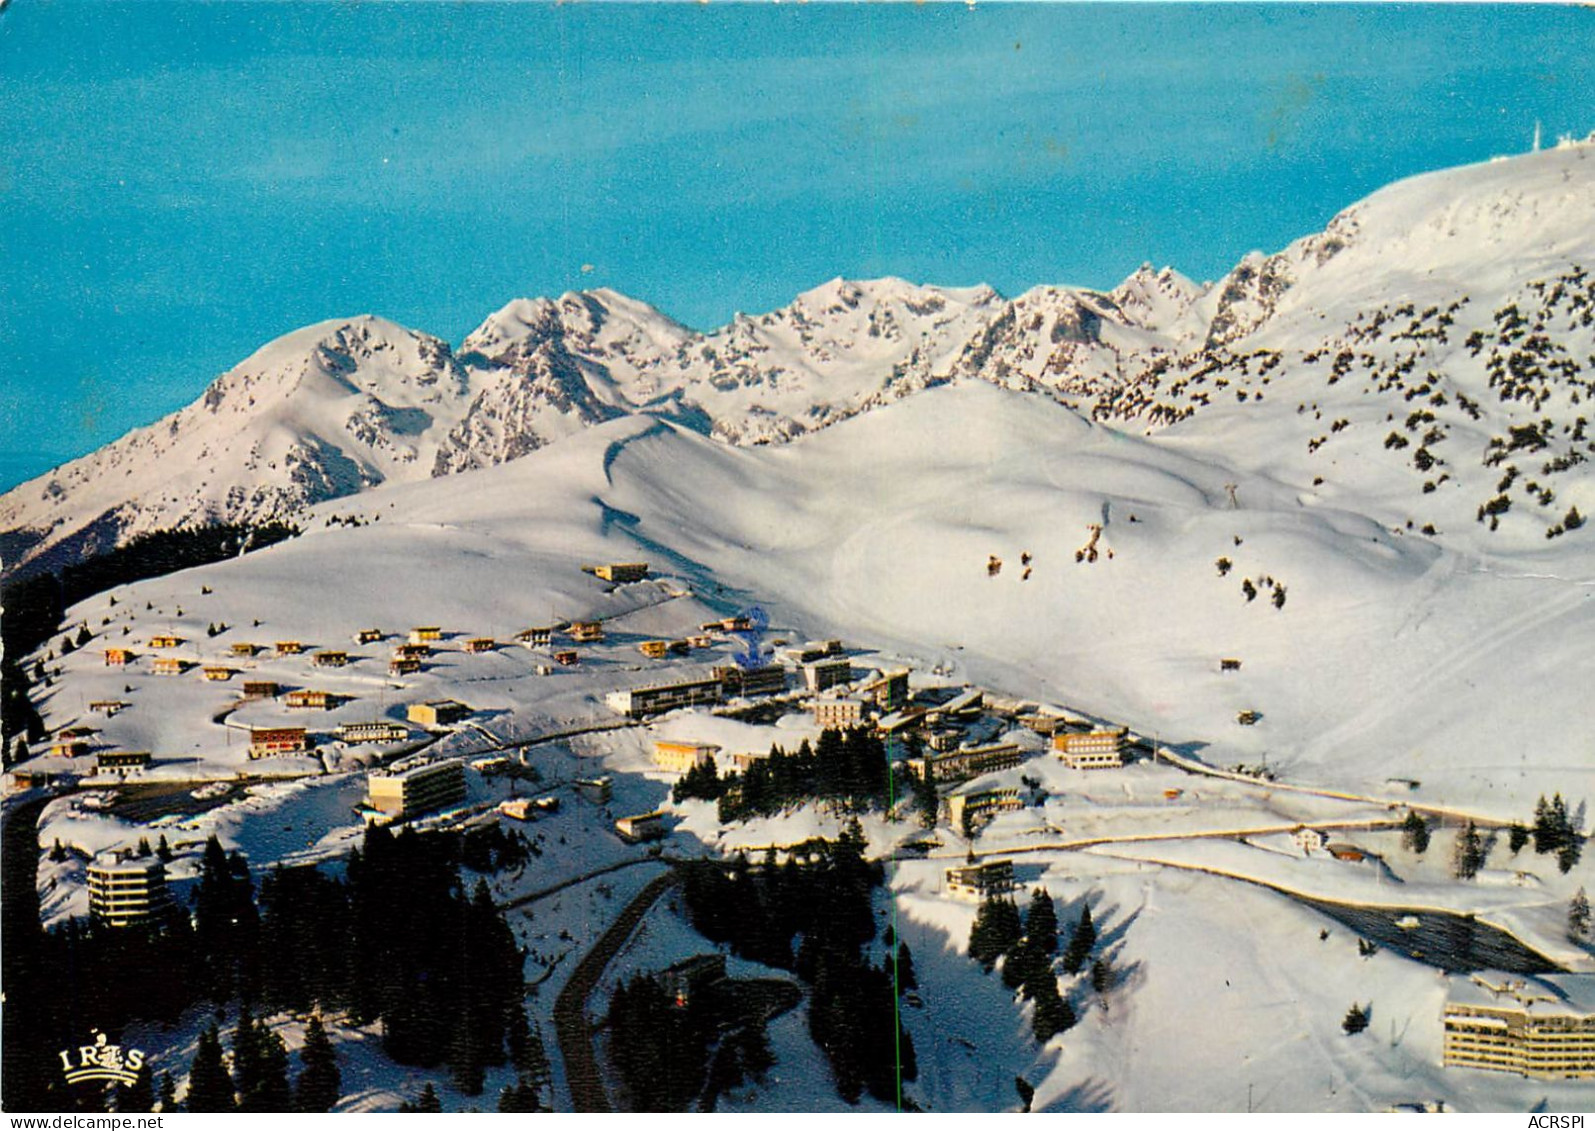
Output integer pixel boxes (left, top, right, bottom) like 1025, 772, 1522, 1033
968, 893, 1022, 970
1342, 1003, 1370, 1035
895, 942, 918, 992
1024, 888, 1058, 955
914, 758, 939, 830
1508, 821, 1530, 854
1569, 888, 1591, 942
184, 1025, 235, 1112
1562, 836, 1585, 875
1030, 976, 1074, 1042
241, 1027, 291, 1112
1453, 821, 1485, 880
1062, 904, 1097, 975
1091, 957, 1112, 995
155, 1072, 177, 1113
1401, 811, 1430, 854
416, 1083, 442, 1113
115, 1064, 154, 1113
295, 1015, 341, 1113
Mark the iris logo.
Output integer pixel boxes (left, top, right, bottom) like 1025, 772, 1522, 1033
58, 1031, 145, 1087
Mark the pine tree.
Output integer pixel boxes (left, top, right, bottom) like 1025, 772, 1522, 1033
76, 624, 92, 647
1091, 958, 1112, 995
241, 1027, 291, 1112
1062, 904, 1097, 975
156, 834, 172, 862
1561, 837, 1585, 876
1508, 822, 1530, 854
1533, 795, 1557, 854
1342, 1003, 1370, 1035
295, 1015, 341, 1113
416, 1083, 442, 1113
184, 1025, 236, 1112
136, 836, 152, 858
895, 942, 918, 992
1569, 888, 1591, 942
1030, 976, 1075, 1042
1024, 888, 1058, 955
232, 1003, 262, 1104
968, 893, 1022, 970
1452, 822, 1485, 880
156, 1072, 177, 1114
914, 758, 939, 830
1401, 811, 1430, 854
115, 1064, 154, 1113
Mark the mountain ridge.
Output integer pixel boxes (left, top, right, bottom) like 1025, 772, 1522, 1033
4, 138, 1594, 578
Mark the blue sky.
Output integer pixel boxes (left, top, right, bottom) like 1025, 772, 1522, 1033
3, 2, 1593, 491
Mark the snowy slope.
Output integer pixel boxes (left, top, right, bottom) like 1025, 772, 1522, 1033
9, 140, 1595, 583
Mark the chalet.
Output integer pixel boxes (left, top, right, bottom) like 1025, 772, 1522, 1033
668, 639, 691, 655
274, 641, 305, 656
389, 656, 422, 676
615, 810, 668, 843
248, 726, 309, 759
588, 563, 650, 584
88, 701, 128, 716
202, 666, 237, 682
230, 642, 260, 658
570, 621, 604, 644
913, 743, 1023, 784
97, 750, 152, 772
310, 650, 348, 668
58, 726, 95, 740
653, 740, 720, 773
335, 721, 410, 744
715, 664, 787, 698
605, 676, 724, 718
1220, 658, 1243, 672
1053, 727, 1128, 770
151, 657, 186, 676
103, 648, 135, 667
858, 670, 909, 711
407, 700, 471, 728
638, 640, 671, 659
801, 657, 852, 693
554, 650, 580, 667
574, 776, 612, 804
787, 639, 844, 663
515, 627, 554, 648
285, 689, 336, 710
409, 626, 443, 644
660, 954, 726, 1008
354, 629, 384, 644
51, 737, 91, 758
944, 859, 1015, 898
240, 681, 279, 701
686, 634, 716, 650
1294, 827, 1329, 856
148, 634, 183, 649
702, 615, 755, 634
945, 786, 1024, 830
811, 697, 866, 730
462, 638, 497, 654
394, 642, 431, 659
366, 758, 466, 819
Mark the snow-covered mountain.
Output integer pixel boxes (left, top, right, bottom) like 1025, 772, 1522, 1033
4, 138, 1594, 578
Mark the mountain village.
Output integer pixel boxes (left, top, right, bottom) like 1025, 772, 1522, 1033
4, 140, 1595, 1113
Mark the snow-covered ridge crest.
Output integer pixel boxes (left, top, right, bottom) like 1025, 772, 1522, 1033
4, 142, 1594, 577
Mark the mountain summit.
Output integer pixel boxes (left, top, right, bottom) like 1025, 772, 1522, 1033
4, 139, 1594, 577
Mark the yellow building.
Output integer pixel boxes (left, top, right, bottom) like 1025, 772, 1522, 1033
570, 621, 605, 644
148, 634, 182, 649
1053, 727, 1128, 769
591, 563, 650, 583
407, 700, 471, 727
463, 637, 497, 654
944, 859, 1015, 898
811, 697, 866, 730
275, 641, 305, 656
1443, 974, 1595, 1080
409, 626, 443, 645
366, 759, 466, 819
202, 666, 237, 681
945, 786, 1024, 830
151, 657, 186, 676
653, 740, 720, 773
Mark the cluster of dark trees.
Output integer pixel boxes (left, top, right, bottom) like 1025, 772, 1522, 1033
2, 816, 544, 1112
678, 823, 916, 1105
180, 1008, 340, 1113
673, 729, 897, 821
1519, 794, 1585, 873
1, 522, 299, 756
968, 888, 1081, 1042
1452, 821, 1488, 880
